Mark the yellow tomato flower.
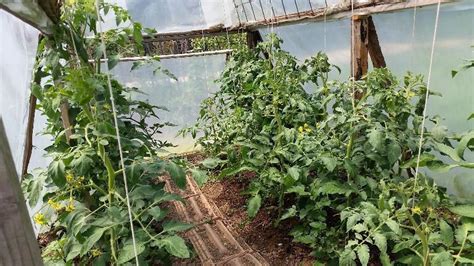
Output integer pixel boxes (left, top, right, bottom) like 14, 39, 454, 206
34, 213, 47, 225
406, 90, 416, 99
298, 126, 304, 133
48, 199, 62, 211
66, 172, 74, 183
411, 206, 422, 215
65, 198, 75, 212
91, 248, 102, 257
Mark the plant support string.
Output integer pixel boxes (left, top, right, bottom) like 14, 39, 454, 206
94, 0, 140, 264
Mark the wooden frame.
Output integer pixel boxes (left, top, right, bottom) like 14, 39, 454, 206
142, 0, 449, 43
351, 15, 386, 79
0, 118, 43, 265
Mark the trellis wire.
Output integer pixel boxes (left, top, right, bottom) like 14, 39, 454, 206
258, 0, 267, 21
249, 0, 258, 21
198, 0, 212, 97
281, 0, 288, 18
324, 0, 328, 51
294, 0, 301, 17
350, 0, 356, 110
412, 0, 442, 206
308, 0, 315, 15
232, 0, 243, 26
94, 0, 139, 264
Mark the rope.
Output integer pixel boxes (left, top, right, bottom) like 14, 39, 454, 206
324, 0, 328, 52
94, 1, 139, 264
410, 0, 419, 67
350, 0, 356, 109
412, 0, 419, 40
197, 1, 211, 95
412, 0, 442, 205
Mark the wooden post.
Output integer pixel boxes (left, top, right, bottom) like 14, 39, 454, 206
246, 30, 263, 49
21, 95, 37, 177
351, 15, 369, 81
367, 16, 386, 68
0, 118, 43, 266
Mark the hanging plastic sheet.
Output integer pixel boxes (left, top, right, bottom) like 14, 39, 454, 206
259, 18, 351, 81
122, 0, 234, 33
0, 9, 39, 175
372, 0, 474, 200
108, 54, 226, 153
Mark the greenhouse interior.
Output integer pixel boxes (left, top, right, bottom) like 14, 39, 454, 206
0, 0, 473, 265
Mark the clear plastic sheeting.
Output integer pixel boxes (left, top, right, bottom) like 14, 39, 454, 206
109, 55, 226, 153
107, 0, 359, 33
259, 18, 351, 80
372, 0, 474, 199
234, 0, 343, 23
28, 111, 51, 171
0, 9, 39, 175
121, 0, 235, 33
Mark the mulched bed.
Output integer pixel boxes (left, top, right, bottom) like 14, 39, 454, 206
179, 151, 315, 264
177, 153, 314, 265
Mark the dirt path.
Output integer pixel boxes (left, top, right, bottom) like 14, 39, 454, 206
163, 175, 269, 265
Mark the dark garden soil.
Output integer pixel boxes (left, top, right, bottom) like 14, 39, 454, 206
201, 176, 314, 265
181, 152, 314, 265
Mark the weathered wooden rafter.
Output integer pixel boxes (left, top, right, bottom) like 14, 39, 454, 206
144, 0, 450, 44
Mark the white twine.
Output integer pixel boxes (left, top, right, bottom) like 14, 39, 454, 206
412, 0, 442, 203
94, 1, 139, 264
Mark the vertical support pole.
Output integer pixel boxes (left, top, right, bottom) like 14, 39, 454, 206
21, 95, 37, 177
22, 34, 43, 178
247, 30, 263, 49
0, 118, 43, 266
351, 15, 369, 81
367, 16, 386, 68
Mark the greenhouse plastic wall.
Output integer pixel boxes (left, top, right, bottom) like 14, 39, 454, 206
122, 0, 235, 32
110, 0, 365, 33
109, 55, 226, 153
259, 18, 351, 81
0, 9, 39, 175
372, 1, 474, 200
235, 0, 343, 23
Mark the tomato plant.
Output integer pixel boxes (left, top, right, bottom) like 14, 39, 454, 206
185, 35, 474, 264
22, 1, 191, 264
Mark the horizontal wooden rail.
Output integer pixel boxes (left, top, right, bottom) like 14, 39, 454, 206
90, 49, 233, 63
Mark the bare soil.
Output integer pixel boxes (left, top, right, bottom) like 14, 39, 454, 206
201, 173, 314, 265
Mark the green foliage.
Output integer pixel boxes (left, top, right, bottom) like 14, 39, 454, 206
184, 35, 474, 263
23, 1, 190, 264
191, 32, 247, 52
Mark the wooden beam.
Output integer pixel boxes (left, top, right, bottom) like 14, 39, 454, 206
21, 95, 37, 177
143, 24, 242, 42
351, 15, 369, 81
89, 49, 233, 63
367, 16, 386, 68
241, 0, 451, 30
246, 30, 263, 49
0, 118, 43, 266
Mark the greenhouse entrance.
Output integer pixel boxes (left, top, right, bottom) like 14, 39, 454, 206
1, 0, 473, 265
